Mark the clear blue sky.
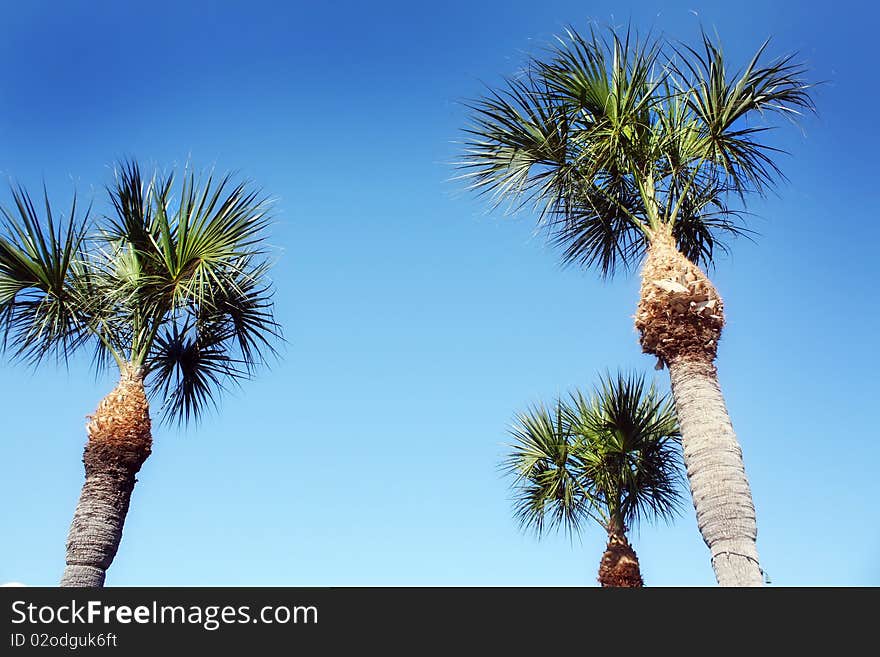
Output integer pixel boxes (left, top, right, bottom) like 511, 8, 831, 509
1, 0, 877, 587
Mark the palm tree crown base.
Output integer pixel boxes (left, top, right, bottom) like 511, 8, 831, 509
598, 535, 644, 588
635, 233, 725, 365
84, 368, 152, 475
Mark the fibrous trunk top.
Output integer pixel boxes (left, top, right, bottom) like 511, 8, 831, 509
84, 366, 152, 474
598, 534, 644, 588
635, 232, 725, 365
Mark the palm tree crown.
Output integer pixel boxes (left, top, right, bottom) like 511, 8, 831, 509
460, 25, 814, 275
503, 372, 683, 538
0, 160, 280, 424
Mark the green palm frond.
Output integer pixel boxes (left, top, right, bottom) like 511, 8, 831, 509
66, 245, 129, 371
539, 25, 663, 172
142, 168, 272, 307
550, 174, 647, 276
103, 160, 164, 256
503, 371, 683, 538
0, 186, 92, 365
146, 319, 245, 425
459, 69, 574, 221
671, 179, 755, 266
196, 257, 281, 370
502, 401, 601, 537
670, 31, 815, 197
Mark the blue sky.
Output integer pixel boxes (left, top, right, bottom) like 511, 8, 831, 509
1, 0, 877, 586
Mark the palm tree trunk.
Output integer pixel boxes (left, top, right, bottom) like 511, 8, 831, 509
635, 231, 763, 586
60, 366, 152, 587
598, 517, 643, 587
667, 358, 762, 586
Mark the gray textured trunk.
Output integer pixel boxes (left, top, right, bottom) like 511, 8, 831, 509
668, 358, 763, 586
60, 469, 136, 587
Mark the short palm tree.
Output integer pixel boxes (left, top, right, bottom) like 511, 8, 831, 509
462, 24, 813, 585
0, 161, 280, 586
504, 372, 682, 587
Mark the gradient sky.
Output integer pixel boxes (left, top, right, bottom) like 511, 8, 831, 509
1, 0, 877, 587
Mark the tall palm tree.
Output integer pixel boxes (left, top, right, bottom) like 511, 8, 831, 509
0, 161, 280, 586
462, 25, 813, 585
504, 372, 682, 587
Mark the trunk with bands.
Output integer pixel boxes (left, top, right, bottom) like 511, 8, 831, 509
667, 359, 762, 586
635, 231, 763, 587
60, 367, 152, 587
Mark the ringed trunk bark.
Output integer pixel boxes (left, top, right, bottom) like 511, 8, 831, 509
667, 359, 762, 586
597, 523, 644, 588
635, 231, 763, 587
60, 366, 152, 587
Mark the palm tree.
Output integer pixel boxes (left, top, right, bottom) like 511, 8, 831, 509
0, 161, 280, 586
461, 25, 813, 585
504, 372, 682, 587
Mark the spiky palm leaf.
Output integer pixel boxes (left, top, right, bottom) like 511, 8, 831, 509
503, 400, 597, 536
503, 371, 683, 538
0, 187, 91, 365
